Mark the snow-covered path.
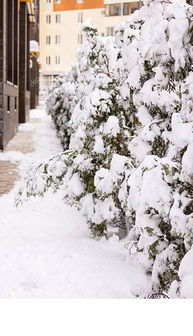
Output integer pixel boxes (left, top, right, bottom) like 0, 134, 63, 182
0, 107, 137, 298
0, 192, 135, 298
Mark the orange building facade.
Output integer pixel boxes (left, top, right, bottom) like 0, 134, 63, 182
54, 0, 105, 11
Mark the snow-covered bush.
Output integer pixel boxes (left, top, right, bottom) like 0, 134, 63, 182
21, 21, 133, 238
46, 68, 77, 150
19, 0, 193, 297
115, 0, 193, 296
68, 21, 135, 237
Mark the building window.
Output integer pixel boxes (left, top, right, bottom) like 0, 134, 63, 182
15, 97, 17, 111
46, 36, 51, 44
7, 96, 10, 112
106, 27, 114, 36
131, 7, 138, 13
56, 14, 61, 23
78, 12, 83, 23
55, 35, 61, 44
78, 34, 83, 44
46, 0, 51, 3
106, 4, 121, 16
46, 56, 51, 65
77, 0, 83, 3
46, 15, 51, 23
123, 3, 139, 15
55, 0, 61, 3
123, 3, 130, 15
55, 56, 60, 64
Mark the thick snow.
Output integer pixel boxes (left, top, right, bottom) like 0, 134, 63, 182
178, 248, 193, 298
10, 0, 193, 298
103, 116, 120, 137
181, 142, 193, 183
30, 40, 39, 52
0, 108, 135, 298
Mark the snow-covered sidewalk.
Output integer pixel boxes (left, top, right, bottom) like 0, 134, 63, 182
0, 107, 139, 298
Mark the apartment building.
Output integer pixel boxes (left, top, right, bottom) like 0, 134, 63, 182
0, 0, 39, 150
40, 0, 141, 89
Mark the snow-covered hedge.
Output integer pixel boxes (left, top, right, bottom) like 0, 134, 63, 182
19, 0, 193, 298
46, 69, 77, 150
114, 0, 193, 297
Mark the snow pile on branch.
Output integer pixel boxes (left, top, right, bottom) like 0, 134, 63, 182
19, 0, 193, 298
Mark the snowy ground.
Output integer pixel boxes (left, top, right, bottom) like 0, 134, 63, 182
0, 107, 142, 298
